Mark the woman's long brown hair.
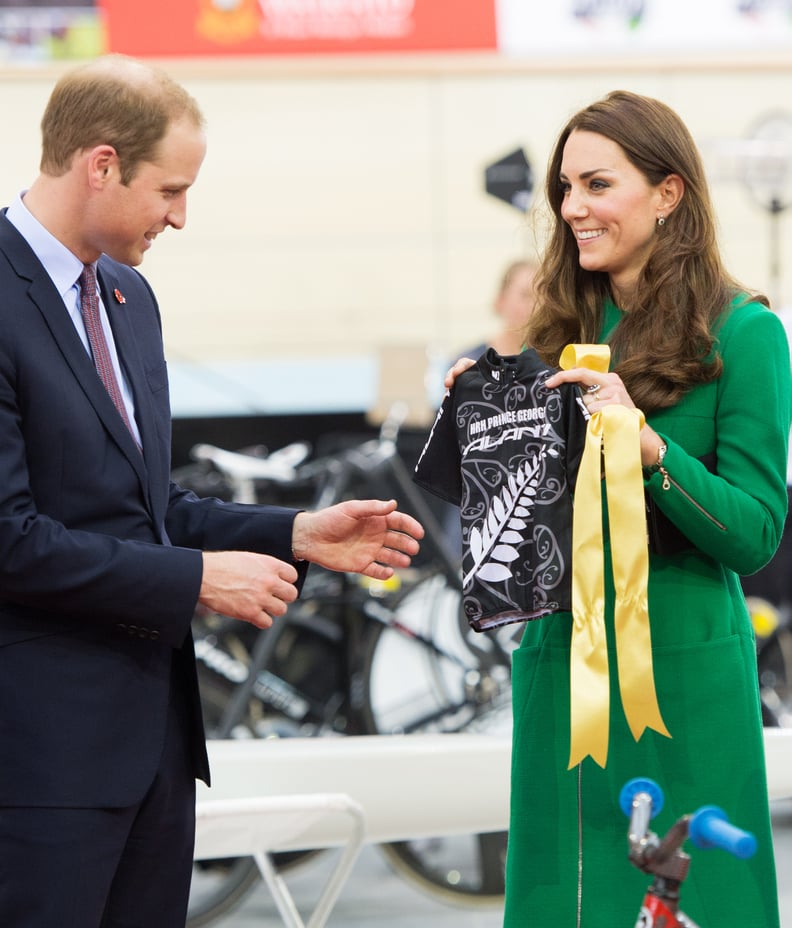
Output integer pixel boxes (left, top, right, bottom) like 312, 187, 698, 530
528, 90, 767, 412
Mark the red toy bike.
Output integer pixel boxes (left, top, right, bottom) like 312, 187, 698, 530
620, 778, 757, 928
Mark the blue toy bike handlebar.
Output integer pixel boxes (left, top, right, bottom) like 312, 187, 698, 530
620, 778, 757, 860
619, 777, 664, 818
688, 805, 757, 859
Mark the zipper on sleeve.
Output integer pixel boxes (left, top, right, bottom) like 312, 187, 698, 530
659, 467, 727, 531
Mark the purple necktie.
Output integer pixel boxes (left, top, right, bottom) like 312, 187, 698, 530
79, 264, 138, 443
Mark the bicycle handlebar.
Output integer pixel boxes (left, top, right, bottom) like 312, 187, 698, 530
621, 777, 757, 861
187, 412, 462, 579
190, 441, 312, 483
620, 777, 664, 819
688, 805, 757, 859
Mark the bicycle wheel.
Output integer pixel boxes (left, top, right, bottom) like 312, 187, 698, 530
187, 610, 348, 927
380, 832, 508, 904
359, 571, 514, 737
357, 571, 515, 903
187, 675, 264, 927
758, 623, 792, 728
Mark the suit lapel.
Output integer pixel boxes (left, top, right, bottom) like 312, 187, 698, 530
96, 264, 168, 524
0, 216, 150, 492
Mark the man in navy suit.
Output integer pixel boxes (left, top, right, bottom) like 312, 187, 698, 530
0, 55, 423, 927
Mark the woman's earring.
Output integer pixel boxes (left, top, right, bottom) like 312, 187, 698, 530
657, 215, 666, 227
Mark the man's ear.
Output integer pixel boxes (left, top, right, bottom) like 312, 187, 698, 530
86, 145, 119, 189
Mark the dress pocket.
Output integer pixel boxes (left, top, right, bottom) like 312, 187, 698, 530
650, 633, 761, 771
511, 636, 571, 751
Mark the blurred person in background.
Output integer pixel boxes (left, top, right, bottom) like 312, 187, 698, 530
440, 258, 541, 557
454, 257, 539, 362
442, 90, 788, 927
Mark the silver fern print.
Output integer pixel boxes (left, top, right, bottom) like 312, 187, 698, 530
464, 451, 551, 587
457, 366, 574, 628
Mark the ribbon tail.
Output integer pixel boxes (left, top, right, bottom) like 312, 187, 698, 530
568, 415, 609, 769
568, 602, 610, 768
560, 344, 614, 767
604, 407, 671, 745
614, 593, 671, 741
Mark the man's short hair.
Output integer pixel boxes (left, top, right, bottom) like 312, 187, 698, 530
40, 54, 205, 185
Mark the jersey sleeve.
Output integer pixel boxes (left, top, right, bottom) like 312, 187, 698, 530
413, 388, 464, 505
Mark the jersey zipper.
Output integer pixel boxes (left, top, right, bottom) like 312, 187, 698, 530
657, 465, 727, 531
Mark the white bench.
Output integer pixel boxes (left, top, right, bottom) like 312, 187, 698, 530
194, 792, 364, 928
194, 734, 510, 928
197, 733, 511, 845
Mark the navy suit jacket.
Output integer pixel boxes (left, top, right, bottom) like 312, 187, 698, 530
0, 212, 301, 807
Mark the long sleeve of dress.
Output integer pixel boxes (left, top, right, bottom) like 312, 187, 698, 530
644, 299, 790, 574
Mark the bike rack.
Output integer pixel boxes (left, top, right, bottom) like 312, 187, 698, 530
194, 734, 510, 927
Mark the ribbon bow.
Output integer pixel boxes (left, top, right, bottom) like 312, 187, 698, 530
560, 344, 670, 768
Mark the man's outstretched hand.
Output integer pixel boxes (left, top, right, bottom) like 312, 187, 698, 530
198, 500, 424, 629
292, 499, 424, 580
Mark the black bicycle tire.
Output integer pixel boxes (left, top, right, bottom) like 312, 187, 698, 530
758, 622, 792, 727
186, 676, 319, 926
356, 597, 508, 903
187, 857, 261, 928
378, 834, 506, 906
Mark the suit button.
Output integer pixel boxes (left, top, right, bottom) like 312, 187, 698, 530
117, 623, 127, 633
137, 627, 149, 639
150, 630, 160, 641
127, 624, 138, 635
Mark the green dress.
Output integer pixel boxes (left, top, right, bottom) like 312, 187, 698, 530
503, 296, 790, 927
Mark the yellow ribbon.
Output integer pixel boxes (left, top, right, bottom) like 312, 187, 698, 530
560, 344, 670, 769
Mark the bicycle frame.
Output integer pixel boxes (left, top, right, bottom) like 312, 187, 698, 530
197, 562, 512, 739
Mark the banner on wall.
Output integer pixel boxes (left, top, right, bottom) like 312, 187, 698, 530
100, 0, 497, 57
496, 0, 792, 57
5, 0, 790, 63
0, 3, 102, 63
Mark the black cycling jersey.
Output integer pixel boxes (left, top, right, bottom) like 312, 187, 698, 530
415, 347, 588, 631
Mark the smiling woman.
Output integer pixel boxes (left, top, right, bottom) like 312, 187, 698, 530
558, 130, 683, 306
477, 90, 790, 928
